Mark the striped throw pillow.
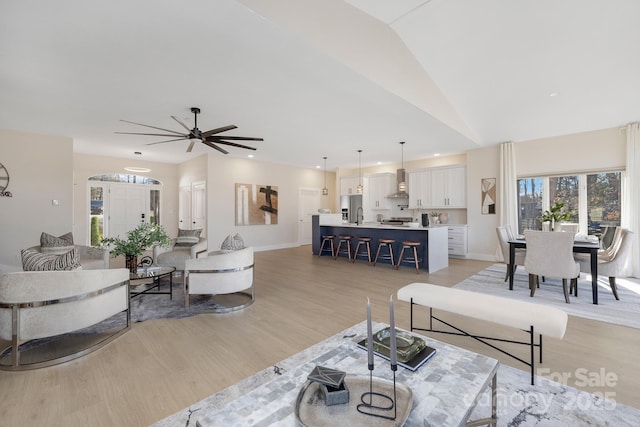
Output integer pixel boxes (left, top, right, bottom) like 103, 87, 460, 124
21, 248, 81, 271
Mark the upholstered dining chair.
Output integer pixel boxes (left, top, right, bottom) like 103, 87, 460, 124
575, 228, 633, 301
496, 226, 526, 282
524, 230, 580, 304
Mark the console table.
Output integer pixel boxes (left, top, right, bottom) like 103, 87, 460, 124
153, 321, 498, 426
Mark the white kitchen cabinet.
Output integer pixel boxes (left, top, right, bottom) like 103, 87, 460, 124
446, 224, 468, 257
430, 166, 466, 208
340, 176, 361, 196
367, 173, 395, 210
408, 170, 431, 209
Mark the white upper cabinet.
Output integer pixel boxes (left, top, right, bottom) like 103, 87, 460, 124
408, 170, 431, 209
408, 166, 466, 209
430, 166, 466, 208
367, 173, 395, 210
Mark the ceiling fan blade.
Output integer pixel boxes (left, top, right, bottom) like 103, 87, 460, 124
145, 137, 189, 146
171, 115, 192, 133
207, 135, 264, 141
120, 119, 185, 136
201, 125, 237, 138
186, 139, 196, 152
115, 131, 189, 138
208, 139, 258, 151
202, 140, 229, 154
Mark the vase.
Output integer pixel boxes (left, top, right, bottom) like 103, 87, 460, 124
553, 221, 563, 232
438, 213, 448, 224
125, 255, 138, 273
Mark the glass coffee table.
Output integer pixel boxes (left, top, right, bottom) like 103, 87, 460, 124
129, 266, 176, 300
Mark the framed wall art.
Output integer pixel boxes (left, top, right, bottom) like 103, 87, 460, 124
481, 178, 496, 215
235, 183, 279, 225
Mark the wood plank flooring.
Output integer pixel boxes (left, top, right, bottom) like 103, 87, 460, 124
0, 246, 638, 426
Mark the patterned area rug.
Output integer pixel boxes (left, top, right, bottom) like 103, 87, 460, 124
454, 263, 640, 329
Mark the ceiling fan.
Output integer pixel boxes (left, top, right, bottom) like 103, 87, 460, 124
116, 107, 263, 154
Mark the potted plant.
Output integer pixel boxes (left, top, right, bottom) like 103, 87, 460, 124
541, 202, 571, 232
100, 223, 172, 272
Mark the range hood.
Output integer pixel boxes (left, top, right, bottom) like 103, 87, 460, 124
387, 168, 409, 199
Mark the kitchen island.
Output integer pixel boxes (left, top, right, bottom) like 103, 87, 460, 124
311, 215, 448, 273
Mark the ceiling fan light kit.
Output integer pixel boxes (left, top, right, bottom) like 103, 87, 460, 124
116, 107, 263, 155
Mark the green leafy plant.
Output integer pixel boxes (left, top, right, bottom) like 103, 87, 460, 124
541, 202, 571, 224
100, 223, 172, 257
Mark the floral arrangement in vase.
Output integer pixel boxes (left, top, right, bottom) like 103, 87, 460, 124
541, 202, 571, 231
100, 223, 172, 271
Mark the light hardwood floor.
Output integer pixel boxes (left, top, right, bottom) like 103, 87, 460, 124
1, 246, 638, 426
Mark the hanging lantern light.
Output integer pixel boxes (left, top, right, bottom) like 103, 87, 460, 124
356, 150, 363, 194
322, 156, 329, 196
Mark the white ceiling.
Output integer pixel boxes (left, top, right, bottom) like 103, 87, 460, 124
1, 0, 639, 170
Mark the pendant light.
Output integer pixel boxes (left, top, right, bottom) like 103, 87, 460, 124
398, 141, 406, 193
322, 156, 329, 196
356, 149, 363, 194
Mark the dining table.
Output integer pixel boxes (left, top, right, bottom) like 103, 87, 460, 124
508, 237, 602, 304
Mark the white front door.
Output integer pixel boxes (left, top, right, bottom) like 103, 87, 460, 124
298, 188, 321, 245
108, 183, 147, 238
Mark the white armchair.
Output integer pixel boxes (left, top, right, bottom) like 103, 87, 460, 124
184, 247, 254, 311
153, 237, 208, 272
524, 230, 580, 304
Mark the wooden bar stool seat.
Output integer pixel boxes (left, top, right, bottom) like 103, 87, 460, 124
318, 235, 335, 257
352, 237, 373, 264
334, 235, 353, 261
396, 240, 422, 273
373, 238, 396, 267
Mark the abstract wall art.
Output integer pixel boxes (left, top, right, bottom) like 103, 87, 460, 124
235, 183, 279, 225
481, 178, 496, 215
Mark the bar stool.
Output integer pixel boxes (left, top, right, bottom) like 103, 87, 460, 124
373, 238, 396, 267
396, 241, 422, 274
318, 234, 335, 257
352, 237, 373, 264
334, 235, 353, 261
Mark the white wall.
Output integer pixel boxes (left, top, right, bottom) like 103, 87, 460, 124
0, 129, 73, 271
205, 154, 335, 251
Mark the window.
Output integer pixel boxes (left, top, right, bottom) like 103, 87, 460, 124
517, 172, 621, 240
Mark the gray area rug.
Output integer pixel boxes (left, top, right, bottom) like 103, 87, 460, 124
454, 263, 640, 329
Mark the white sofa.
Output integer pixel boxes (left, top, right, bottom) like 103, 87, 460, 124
184, 247, 254, 311
26, 244, 109, 270
0, 268, 130, 370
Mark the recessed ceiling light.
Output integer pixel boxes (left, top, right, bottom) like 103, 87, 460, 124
377, 161, 382, 165
434, 153, 441, 157
124, 167, 151, 173
316, 165, 321, 169
248, 154, 254, 158
549, 92, 559, 97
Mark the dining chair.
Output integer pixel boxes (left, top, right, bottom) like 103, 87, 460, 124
496, 226, 526, 282
575, 228, 633, 301
524, 230, 580, 304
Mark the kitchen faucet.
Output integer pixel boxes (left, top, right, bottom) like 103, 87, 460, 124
356, 206, 363, 225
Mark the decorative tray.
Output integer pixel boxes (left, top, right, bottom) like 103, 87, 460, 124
295, 374, 412, 427
372, 327, 426, 363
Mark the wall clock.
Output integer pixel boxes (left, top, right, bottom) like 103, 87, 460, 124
0, 162, 13, 197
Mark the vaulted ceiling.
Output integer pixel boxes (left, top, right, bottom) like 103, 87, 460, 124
1, 0, 638, 169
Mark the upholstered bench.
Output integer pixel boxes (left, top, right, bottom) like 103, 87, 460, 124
397, 282, 568, 384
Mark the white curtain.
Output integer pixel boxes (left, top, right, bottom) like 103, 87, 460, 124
499, 142, 519, 232
622, 123, 640, 277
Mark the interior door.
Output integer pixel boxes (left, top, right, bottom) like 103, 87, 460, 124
191, 181, 206, 232
108, 183, 147, 238
298, 188, 321, 245
179, 185, 192, 230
